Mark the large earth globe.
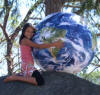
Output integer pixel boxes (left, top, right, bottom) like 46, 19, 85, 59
32, 12, 95, 74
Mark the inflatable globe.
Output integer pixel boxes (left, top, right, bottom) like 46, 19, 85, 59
32, 12, 95, 74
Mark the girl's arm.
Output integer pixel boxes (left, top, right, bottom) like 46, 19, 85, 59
21, 38, 62, 49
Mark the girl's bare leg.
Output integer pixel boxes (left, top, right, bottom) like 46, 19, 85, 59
4, 75, 38, 86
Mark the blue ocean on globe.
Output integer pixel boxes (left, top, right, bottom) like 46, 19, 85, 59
32, 12, 95, 74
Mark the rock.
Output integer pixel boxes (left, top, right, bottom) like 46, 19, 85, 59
0, 71, 100, 95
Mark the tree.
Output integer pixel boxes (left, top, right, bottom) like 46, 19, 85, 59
0, 0, 43, 75
0, 0, 100, 80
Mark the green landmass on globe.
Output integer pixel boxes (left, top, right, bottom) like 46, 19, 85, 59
40, 27, 66, 59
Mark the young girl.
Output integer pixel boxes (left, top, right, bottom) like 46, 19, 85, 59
4, 23, 64, 86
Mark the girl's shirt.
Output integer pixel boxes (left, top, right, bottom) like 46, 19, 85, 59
20, 44, 36, 76
20, 44, 34, 64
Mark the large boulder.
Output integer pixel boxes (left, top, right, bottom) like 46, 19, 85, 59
0, 71, 100, 95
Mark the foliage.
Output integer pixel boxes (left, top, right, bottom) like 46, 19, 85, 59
79, 71, 100, 85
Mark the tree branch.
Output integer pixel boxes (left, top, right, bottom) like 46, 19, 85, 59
90, 55, 100, 67
63, 5, 81, 8
96, 33, 100, 37
29, 17, 42, 20
1, 0, 12, 41
0, 23, 9, 40
0, 34, 12, 44
92, 63, 100, 67
3, 0, 12, 29
63, 0, 85, 3
10, 0, 42, 41
95, 55, 100, 61
3, 7, 10, 29
84, 66, 98, 79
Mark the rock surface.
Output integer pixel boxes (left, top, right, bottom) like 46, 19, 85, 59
0, 71, 100, 95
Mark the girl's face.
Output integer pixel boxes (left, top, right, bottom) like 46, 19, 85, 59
24, 26, 35, 39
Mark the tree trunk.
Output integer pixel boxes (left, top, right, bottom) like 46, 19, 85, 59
5, 40, 13, 75
45, 0, 65, 16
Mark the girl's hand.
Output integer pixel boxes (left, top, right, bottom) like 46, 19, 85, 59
54, 40, 64, 49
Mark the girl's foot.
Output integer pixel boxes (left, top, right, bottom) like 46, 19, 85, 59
4, 75, 17, 82
4, 75, 38, 86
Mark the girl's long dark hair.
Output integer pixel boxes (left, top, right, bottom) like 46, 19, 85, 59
19, 23, 36, 45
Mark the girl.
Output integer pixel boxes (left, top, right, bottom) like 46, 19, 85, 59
4, 23, 64, 86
